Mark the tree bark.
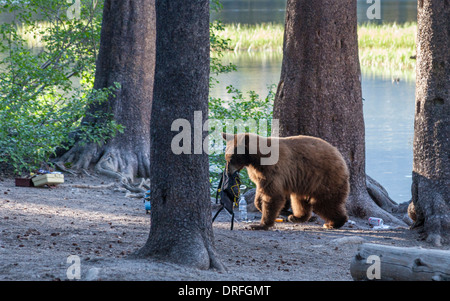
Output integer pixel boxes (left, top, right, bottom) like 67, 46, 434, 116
410, 0, 450, 246
272, 0, 404, 225
55, 0, 155, 181
351, 243, 450, 281
135, 0, 224, 271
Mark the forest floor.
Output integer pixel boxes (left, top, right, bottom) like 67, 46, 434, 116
0, 172, 448, 282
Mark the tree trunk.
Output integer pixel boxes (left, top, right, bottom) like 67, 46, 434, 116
410, 0, 450, 246
351, 243, 450, 281
135, 0, 224, 271
272, 0, 405, 225
55, 0, 155, 181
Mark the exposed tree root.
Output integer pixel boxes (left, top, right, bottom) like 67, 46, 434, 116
93, 146, 150, 183
346, 177, 408, 227
365, 175, 413, 226
366, 175, 399, 213
53, 142, 150, 197
133, 231, 226, 272
410, 176, 449, 246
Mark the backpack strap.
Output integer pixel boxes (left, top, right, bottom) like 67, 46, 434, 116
215, 171, 224, 204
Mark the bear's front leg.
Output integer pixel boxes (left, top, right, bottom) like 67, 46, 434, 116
250, 194, 286, 230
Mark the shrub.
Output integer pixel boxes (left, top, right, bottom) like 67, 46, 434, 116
0, 1, 122, 174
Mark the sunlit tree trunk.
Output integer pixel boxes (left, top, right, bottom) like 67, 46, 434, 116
410, 0, 449, 246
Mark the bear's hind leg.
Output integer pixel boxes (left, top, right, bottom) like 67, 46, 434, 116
288, 194, 312, 223
322, 213, 348, 229
313, 192, 348, 229
250, 193, 286, 230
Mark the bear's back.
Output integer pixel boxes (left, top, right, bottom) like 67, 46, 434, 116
271, 135, 349, 193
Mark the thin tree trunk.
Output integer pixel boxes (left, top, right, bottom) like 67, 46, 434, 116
410, 0, 450, 246
273, 0, 404, 225
55, 0, 155, 181
135, 0, 224, 271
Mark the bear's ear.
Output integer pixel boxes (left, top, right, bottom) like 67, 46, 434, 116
222, 132, 235, 142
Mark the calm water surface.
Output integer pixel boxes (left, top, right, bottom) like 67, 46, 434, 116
212, 0, 418, 24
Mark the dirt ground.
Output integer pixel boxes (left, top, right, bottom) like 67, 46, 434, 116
0, 172, 448, 282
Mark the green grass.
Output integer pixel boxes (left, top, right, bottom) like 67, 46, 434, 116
16, 20, 416, 73
220, 23, 285, 53
358, 22, 416, 72
221, 22, 417, 73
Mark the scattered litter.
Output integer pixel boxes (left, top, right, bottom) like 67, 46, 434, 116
373, 224, 391, 230
368, 217, 383, 227
368, 217, 390, 230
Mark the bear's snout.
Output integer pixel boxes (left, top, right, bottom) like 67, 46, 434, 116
226, 162, 244, 175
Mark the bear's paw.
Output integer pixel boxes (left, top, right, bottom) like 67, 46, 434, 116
249, 224, 270, 231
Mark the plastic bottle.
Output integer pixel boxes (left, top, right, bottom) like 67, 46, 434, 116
239, 195, 247, 221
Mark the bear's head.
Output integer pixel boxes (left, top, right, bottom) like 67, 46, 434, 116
222, 132, 250, 174
221, 132, 279, 174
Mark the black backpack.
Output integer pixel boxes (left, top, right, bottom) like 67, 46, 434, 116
212, 167, 242, 230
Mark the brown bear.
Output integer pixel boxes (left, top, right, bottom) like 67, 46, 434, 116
222, 132, 350, 230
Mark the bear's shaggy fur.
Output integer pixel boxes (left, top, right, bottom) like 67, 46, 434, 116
222, 133, 350, 230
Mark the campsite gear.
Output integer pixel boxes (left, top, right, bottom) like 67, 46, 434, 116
32, 172, 64, 187
239, 194, 247, 221
212, 166, 242, 230
144, 190, 151, 214
15, 177, 34, 187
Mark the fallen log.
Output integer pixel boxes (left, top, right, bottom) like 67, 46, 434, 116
350, 243, 450, 281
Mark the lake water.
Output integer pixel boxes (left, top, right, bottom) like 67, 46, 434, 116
212, 0, 418, 24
